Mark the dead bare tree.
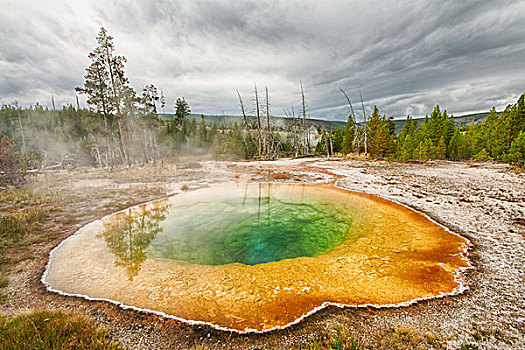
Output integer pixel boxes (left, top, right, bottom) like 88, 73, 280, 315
284, 103, 300, 158
324, 130, 330, 158
360, 90, 368, 159
236, 89, 248, 129
253, 82, 262, 157
291, 104, 299, 157
265, 86, 272, 157
90, 140, 103, 168
339, 87, 359, 153
300, 81, 308, 154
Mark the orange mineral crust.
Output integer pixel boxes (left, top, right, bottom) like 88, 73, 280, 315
43, 183, 471, 332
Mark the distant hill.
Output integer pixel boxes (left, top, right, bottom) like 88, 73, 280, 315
159, 111, 495, 135
159, 113, 347, 131
450, 112, 493, 127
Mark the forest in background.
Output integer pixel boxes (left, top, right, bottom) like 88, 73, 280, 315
1, 27, 524, 185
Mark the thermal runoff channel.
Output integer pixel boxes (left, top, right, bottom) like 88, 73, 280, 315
44, 183, 470, 332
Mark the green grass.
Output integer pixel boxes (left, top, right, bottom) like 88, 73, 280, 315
0, 310, 124, 350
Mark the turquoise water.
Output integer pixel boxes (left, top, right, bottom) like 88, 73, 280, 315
101, 184, 356, 269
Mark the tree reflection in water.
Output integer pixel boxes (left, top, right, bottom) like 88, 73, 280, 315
99, 201, 171, 280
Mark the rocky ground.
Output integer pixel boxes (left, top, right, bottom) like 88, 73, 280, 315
1, 158, 524, 349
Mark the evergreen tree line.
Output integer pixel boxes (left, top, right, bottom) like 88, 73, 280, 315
317, 93, 525, 168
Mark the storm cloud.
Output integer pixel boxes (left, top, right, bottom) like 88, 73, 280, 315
1, 0, 524, 120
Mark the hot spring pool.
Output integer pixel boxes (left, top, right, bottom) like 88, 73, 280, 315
43, 183, 471, 332
147, 183, 355, 265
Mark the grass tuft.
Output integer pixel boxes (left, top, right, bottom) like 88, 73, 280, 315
308, 327, 362, 350
306, 326, 441, 350
0, 310, 124, 350
0, 207, 51, 257
0, 276, 7, 289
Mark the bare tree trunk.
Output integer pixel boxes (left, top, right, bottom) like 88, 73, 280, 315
360, 91, 368, 160
94, 64, 113, 166
76, 95, 80, 110
254, 82, 262, 158
51, 95, 56, 111
300, 81, 307, 154
325, 132, 330, 159
105, 137, 112, 166
91, 142, 103, 168
265, 86, 271, 157
115, 138, 124, 164
339, 87, 359, 152
105, 45, 128, 166
291, 104, 298, 157
236, 89, 248, 129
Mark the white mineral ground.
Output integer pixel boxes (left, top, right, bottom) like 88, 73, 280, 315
3, 159, 525, 349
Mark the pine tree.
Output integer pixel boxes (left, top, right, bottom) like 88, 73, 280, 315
197, 118, 207, 148
442, 111, 454, 144
415, 116, 431, 147
76, 27, 134, 165
243, 132, 257, 158
429, 105, 443, 142
437, 136, 447, 159
210, 133, 224, 156
473, 148, 490, 162
208, 123, 218, 144
507, 131, 525, 167
332, 128, 343, 153
397, 116, 416, 161
75, 56, 113, 130
399, 134, 414, 161
376, 121, 389, 158
342, 116, 355, 155
420, 139, 432, 161
175, 98, 190, 127
225, 122, 245, 159
448, 129, 467, 160
97, 28, 131, 164
141, 84, 159, 114
367, 106, 381, 157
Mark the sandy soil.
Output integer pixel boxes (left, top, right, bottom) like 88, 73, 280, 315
2, 159, 524, 349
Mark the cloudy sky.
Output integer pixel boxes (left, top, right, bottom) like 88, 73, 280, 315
1, 0, 524, 121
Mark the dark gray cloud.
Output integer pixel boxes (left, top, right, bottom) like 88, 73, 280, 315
1, 0, 524, 120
